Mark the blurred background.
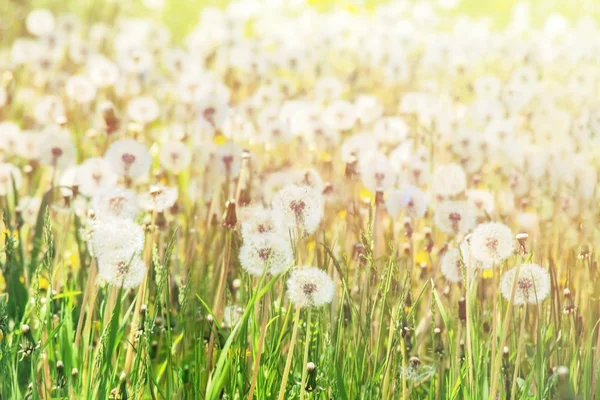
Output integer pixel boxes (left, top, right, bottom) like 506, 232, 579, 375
1, 0, 600, 46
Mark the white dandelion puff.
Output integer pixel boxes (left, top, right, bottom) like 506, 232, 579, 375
385, 185, 428, 219
434, 200, 475, 236
272, 184, 324, 237
431, 163, 467, 197
97, 253, 146, 289
286, 267, 335, 308
469, 222, 514, 265
26, 9, 55, 37
459, 238, 492, 270
91, 186, 139, 219
241, 206, 282, 240
359, 152, 397, 192
39, 130, 77, 170
127, 96, 160, 125
159, 141, 192, 174
440, 248, 466, 283
138, 185, 178, 213
239, 234, 293, 276
89, 218, 145, 258
105, 139, 152, 179
76, 157, 118, 196
467, 189, 495, 217
500, 264, 551, 305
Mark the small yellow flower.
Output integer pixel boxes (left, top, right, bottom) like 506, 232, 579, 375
338, 210, 347, 220
414, 250, 429, 266
213, 134, 227, 145
482, 269, 494, 279
359, 187, 373, 202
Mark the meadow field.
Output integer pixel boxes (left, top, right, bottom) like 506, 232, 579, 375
0, 0, 600, 399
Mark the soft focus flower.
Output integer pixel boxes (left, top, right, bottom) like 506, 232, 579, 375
127, 96, 160, 125
239, 234, 293, 276
65, 75, 97, 104
138, 185, 178, 212
500, 264, 551, 305
97, 253, 146, 289
459, 238, 492, 270
39, 130, 77, 170
467, 189, 495, 217
286, 267, 335, 308
272, 184, 324, 237
26, 9, 55, 36
469, 222, 514, 265
441, 248, 466, 283
89, 218, 145, 259
359, 152, 397, 192
241, 206, 282, 240
386, 185, 428, 219
212, 142, 243, 177
105, 139, 152, 179
159, 141, 192, 173
434, 200, 475, 236
91, 186, 139, 219
431, 163, 467, 197
76, 158, 118, 196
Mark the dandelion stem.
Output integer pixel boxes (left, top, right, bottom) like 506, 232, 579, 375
247, 294, 269, 400
277, 306, 301, 400
300, 308, 312, 400
490, 262, 522, 400
510, 306, 527, 399
74, 259, 97, 348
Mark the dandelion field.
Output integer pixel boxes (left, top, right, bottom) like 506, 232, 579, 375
1, 0, 600, 399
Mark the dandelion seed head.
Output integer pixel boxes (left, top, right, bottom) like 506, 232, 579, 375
26, 9, 55, 37
241, 206, 281, 240
272, 184, 324, 237
431, 163, 467, 197
441, 248, 465, 283
77, 158, 118, 196
286, 267, 335, 308
500, 264, 550, 305
387, 184, 428, 220
359, 152, 397, 192
239, 233, 293, 276
105, 139, 152, 179
434, 200, 475, 236
39, 128, 76, 170
138, 184, 178, 212
97, 253, 146, 289
65, 75, 97, 104
469, 222, 514, 264
91, 186, 139, 219
89, 218, 145, 259
459, 238, 492, 270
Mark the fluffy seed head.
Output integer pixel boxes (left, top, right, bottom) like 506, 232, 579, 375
138, 185, 178, 212
89, 218, 145, 259
469, 222, 514, 265
272, 184, 324, 237
105, 139, 152, 179
286, 267, 335, 308
434, 200, 475, 236
239, 234, 293, 276
500, 264, 550, 305
91, 186, 139, 219
431, 163, 467, 197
